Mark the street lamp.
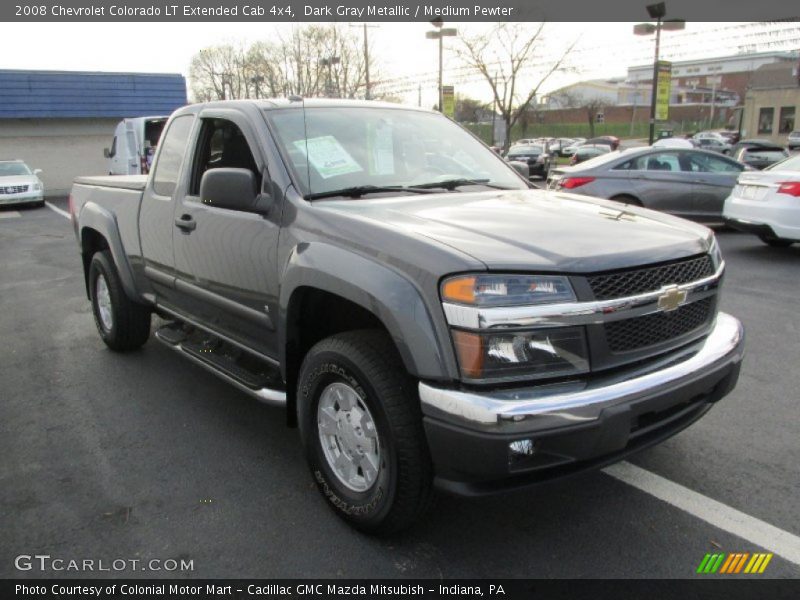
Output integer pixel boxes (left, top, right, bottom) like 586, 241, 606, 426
320, 56, 340, 98
634, 2, 685, 144
426, 21, 457, 113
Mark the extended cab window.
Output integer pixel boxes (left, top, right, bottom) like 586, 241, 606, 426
152, 115, 194, 196
189, 119, 260, 196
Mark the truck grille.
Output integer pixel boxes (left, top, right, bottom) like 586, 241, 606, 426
605, 298, 714, 353
0, 185, 29, 195
588, 255, 714, 300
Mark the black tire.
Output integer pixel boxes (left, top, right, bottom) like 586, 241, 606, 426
610, 194, 643, 207
88, 250, 151, 351
297, 329, 432, 535
758, 236, 793, 248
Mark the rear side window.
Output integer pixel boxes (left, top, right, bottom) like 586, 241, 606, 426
152, 115, 194, 196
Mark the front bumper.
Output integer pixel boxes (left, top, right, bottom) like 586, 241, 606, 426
0, 193, 43, 206
419, 312, 744, 495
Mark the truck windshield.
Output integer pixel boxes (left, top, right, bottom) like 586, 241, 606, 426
265, 106, 527, 198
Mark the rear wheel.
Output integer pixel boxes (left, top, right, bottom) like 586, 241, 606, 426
758, 235, 794, 248
89, 250, 151, 351
298, 330, 432, 534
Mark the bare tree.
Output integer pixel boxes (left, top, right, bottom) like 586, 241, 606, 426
189, 25, 374, 102
457, 23, 577, 149
549, 90, 609, 137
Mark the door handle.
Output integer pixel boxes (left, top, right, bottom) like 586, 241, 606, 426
175, 214, 196, 233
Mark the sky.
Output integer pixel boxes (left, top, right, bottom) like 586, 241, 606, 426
0, 21, 796, 106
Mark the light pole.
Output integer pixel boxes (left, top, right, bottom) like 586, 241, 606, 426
320, 56, 340, 98
634, 2, 685, 144
426, 19, 457, 113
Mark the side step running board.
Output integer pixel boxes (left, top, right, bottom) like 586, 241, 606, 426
155, 328, 286, 407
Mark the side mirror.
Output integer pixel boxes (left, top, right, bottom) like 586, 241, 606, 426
104, 148, 112, 158
200, 168, 264, 213
33, 169, 42, 176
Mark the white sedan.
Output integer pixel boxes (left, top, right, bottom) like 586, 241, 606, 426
0, 160, 45, 207
723, 153, 800, 247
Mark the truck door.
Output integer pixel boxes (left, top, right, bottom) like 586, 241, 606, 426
139, 113, 196, 309
171, 110, 281, 359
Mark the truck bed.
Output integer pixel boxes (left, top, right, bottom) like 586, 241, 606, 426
73, 175, 148, 191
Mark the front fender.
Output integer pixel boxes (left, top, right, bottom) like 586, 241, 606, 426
278, 242, 458, 381
79, 202, 140, 301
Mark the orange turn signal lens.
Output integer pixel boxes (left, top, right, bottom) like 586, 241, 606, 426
451, 330, 484, 379
442, 276, 477, 304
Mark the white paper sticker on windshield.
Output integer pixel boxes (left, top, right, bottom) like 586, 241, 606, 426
293, 135, 363, 179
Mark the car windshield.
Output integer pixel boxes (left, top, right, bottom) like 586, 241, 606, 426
745, 149, 786, 161
265, 106, 527, 198
766, 153, 800, 172
0, 162, 31, 177
508, 145, 543, 155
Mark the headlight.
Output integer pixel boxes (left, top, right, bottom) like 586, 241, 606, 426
452, 327, 589, 382
33, 183, 43, 191
442, 274, 576, 307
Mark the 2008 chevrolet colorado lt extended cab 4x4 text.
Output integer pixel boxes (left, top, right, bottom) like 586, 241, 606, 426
70, 99, 744, 534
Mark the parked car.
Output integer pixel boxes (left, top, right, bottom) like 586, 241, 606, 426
506, 143, 551, 177
0, 159, 44, 208
717, 130, 741, 145
724, 152, 800, 247
584, 136, 620, 150
548, 138, 577, 157
69, 98, 743, 534
561, 138, 587, 156
730, 139, 779, 158
569, 144, 612, 165
694, 138, 732, 155
786, 131, 800, 151
694, 131, 729, 144
652, 137, 695, 149
733, 144, 789, 170
105, 116, 168, 175
548, 147, 746, 221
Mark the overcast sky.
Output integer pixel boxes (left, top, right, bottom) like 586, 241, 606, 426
0, 21, 795, 106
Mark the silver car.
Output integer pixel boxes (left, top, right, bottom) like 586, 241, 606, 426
547, 147, 746, 221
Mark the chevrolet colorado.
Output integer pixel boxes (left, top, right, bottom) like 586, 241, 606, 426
70, 99, 744, 533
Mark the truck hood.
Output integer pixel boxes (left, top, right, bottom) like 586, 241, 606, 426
316, 189, 711, 273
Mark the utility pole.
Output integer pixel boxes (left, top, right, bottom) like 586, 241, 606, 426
491, 72, 498, 146
351, 23, 378, 100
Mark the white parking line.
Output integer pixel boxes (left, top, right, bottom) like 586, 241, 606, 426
0, 211, 21, 219
604, 461, 800, 566
45, 201, 70, 220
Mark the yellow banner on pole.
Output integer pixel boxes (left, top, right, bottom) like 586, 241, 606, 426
442, 85, 455, 118
655, 61, 672, 122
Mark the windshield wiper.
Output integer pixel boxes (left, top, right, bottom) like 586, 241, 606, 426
411, 178, 513, 191
304, 185, 436, 201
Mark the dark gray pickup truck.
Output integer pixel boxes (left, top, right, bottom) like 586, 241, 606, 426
70, 99, 744, 533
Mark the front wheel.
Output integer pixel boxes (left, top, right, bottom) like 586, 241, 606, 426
297, 330, 432, 534
89, 250, 151, 351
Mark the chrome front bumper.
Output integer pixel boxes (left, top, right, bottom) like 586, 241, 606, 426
419, 312, 744, 435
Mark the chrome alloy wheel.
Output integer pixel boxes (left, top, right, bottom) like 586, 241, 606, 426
317, 382, 381, 492
95, 274, 113, 332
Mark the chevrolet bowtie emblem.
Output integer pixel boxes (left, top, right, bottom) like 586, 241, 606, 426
657, 285, 688, 312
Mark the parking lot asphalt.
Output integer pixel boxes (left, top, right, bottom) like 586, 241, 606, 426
1, 202, 798, 579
